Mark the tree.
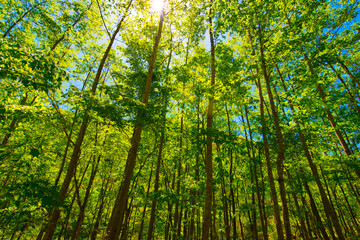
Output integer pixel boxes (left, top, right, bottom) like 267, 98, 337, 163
1, 0, 359, 239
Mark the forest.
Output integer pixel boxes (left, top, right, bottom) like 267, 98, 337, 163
0, 0, 360, 239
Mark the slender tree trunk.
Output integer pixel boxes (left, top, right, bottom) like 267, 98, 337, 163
137, 166, 154, 240
41, 3, 132, 238
275, 63, 345, 239
2, 2, 43, 38
339, 61, 360, 89
173, 105, 183, 240
120, 196, 134, 240
236, 188, 245, 240
257, 24, 292, 240
202, 4, 215, 239
70, 153, 102, 240
106, 5, 164, 239
244, 105, 267, 239
239, 107, 258, 240
286, 170, 309, 239
304, 54, 359, 182
147, 44, 172, 240
329, 65, 360, 114
247, 25, 284, 240
302, 179, 330, 240
335, 173, 360, 234
90, 176, 110, 240
328, 184, 350, 235
219, 157, 230, 239
57, 160, 91, 240
253, 46, 284, 240
56, 184, 77, 240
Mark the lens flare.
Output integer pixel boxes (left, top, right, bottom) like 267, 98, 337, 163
152, 0, 164, 12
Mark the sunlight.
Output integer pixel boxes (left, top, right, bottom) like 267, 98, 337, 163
152, 0, 164, 12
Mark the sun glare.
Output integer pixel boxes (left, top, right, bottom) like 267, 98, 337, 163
152, 0, 164, 12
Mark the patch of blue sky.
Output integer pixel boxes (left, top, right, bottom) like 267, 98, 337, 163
324, 0, 359, 40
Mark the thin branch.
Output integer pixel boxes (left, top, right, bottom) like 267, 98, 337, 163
96, 0, 111, 38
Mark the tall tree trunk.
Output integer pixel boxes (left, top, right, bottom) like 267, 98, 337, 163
70, 152, 102, 240
120, 196, 134, 240
244, 105, 268, 239
247, 25, 283, 239
137, 166, 154, 240
302, 178, 330, 240
173, 105, 183, 240
249, 28, 285, 239
41, 2, 132, 238
106, 4, 164, 239
239, 107, 258, 240
304, 54, 360, 182
339, 61, 360, 89
257, 24, 292, 240
90, 175, 111, 240
202, 4, 215, 239
335, 172, 360, 234
285, 169, 309, 240
275, 63, 345, 239
147, 43, 172, 240
54, 66, 94, 186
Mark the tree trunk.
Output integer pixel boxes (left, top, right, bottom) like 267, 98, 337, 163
275, 62, 345, 239
105, 5, 164, 239
90, 176, 110, 240
41, 2, 132, 238
173, 105, 183, 240
302, 179, 330, 240
339, 61, 360, 89
244, 105, 268, 240
304, 54, 360, 181
3, 2, 42, 38
147, 45, 172, 240
286, 170, 309, 239
257, 24, 292, 240
239, 107, 258, 240
70, 153, 102, 240
329, 65, 360, 114
137, 166, 154, 240
202, 4, 215, 239
253, 45, 284, 240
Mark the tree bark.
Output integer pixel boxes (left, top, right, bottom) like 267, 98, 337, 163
257, 24, 292, 240
329, 65, 360, 114
105, 5, 164, 239
201, 4, 215, 239
304, 54, 360, 182
147, 44, 172, 240
275, 62, 345, 239
41, 2, 132, 238
2, 2, 43, 38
